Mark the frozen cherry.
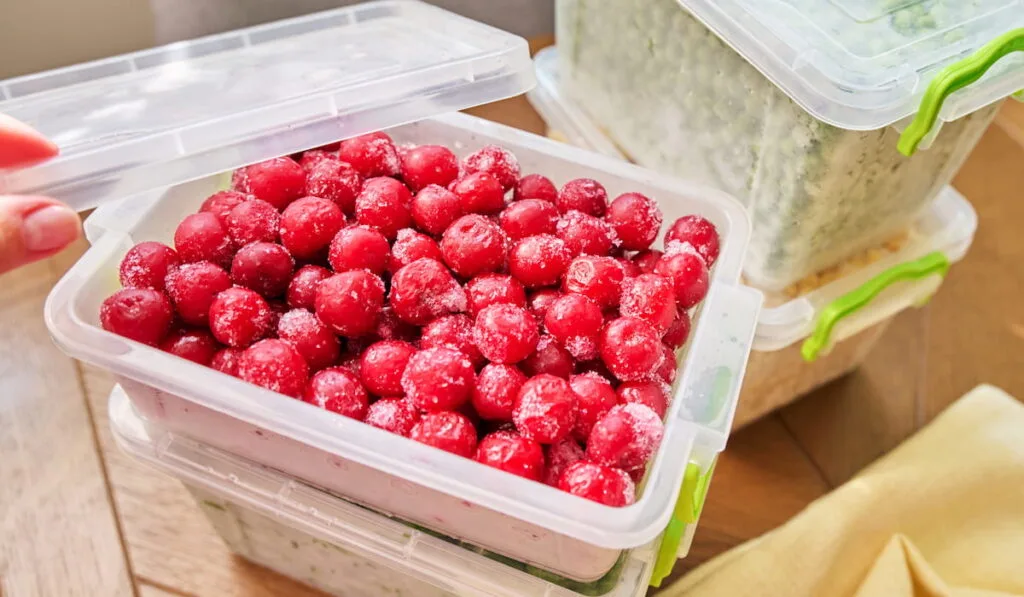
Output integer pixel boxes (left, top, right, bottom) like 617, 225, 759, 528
620, 273, 677, 333
315, 270, 385, 337
286, 265, 331, 311
499, 199, 559, 241
328, 225, 391, 275
200, 190, 248, 223
473, 304, 539, 364
569, 372, 618, 441
359, 340, 416, 397
462, 145, 520, 190
556, 178, 607, 217
410, 184, 463, 236
544, 439, 586, 486
306, 159, 362, 215
236, 157, 307, 210
472, 363, 527, 421
662, 311, 692, 350
666, 215, 720, 267
513, 173, 557, 203
401, 144, 459, 192
420, 314, 483, 367
410, 411, 478, 457
586, 403, 664, 475
237, 339, 309, 398
557, 211, 616, 256
600, 317, 663, 381
389, 258, 467, 325
450, 172, 505, 215
654, 250, 709, 309
208, 287, 273, 348
544, 293, 603, 360
618, 380, 669, 418
508, 235, 571, 288
174, 212, 234, 268
563, 256, 625, 308
440, 215, 507, 278
632, 250, 663, 274
365, 398, 421, 436
303, 367, 369, 420
513, 374, 577, 444
164, 261, 231, 326
100, 288, 174, 346
230, 242, 294, 298
211, 347, 243, 377
521, 336, 574, 379
655, 343, 677, 384
279, 197, 345, 260
528, 289, 562, 321
277, 309, 341, 372
160, 329, 219, 365
119, 242, 180, 291
354, 177, 413, 240
475, 431, 545, 481
606, 192, 662, 251
558, 461, 635, 507
299, 149, 338, 172
338, 132, 401, 178
389, 228, 442, 274
465, 274, 527, 317
402, 347, 475, 412
225, 199, 281, 246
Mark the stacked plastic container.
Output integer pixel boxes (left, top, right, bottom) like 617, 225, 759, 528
0, 1, 764, 592
555, 0, 1023, 291
528, 46, 980, 428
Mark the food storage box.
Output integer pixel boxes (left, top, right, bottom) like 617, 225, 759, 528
109, 384, 675, 596
528, 48, 978, 428
3, 1, 763, 583
555, 0, 1023, 290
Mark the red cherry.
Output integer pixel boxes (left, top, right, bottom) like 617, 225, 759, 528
328, 225, 391, 275
235, 157, 307, 210
513, 173, 557, 203
411, 184, 463, 236
563, 255, 626, 308
461, 145, 520, 190
472, 363, 527, 421
119, 242, 179, 291
475, 431, 545, 481
402, 347, 476, 412
569, 372, 618, 441
665, 215, 720, 267
654, 250, 709, 309
365, 398, 421, 437
389, 258, 467, 325
165, 261, 231, 326
355, 177, 413, 240
174, 212, 234, 268
359, 340, 417, 397
230, 242, 295, 298
238, 339, 309, 398
303, 367, 369, 420
305, 158, 363, 215
450, 172, 506, 215
338, 132, 401, 178
600, 317, 663, 382
315, 270, 386, 337
100, 288, 174, 346
278, 308, 341, 372
605, 192, 662, 251
279, 197, 345, 260
556, 178, 607, 217
473, 304, 539, 364
200, 190, 248, 222
286, 265, 331, 311
509, 235, 571, 288
160, 329, 220, 365
209, 287, 274, 348
410, 411, 478, 457
401, 144, 459, 192
558, 461, 635, 507
513, 374, 577, 444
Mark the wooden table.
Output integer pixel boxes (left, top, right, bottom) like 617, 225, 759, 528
3, 87, 1023, 597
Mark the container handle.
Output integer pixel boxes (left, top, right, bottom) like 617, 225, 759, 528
801, 251, 950, 361
899, 28, 1024, 156
649, 458, 717, 588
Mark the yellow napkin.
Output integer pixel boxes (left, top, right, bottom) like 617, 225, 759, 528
666, 384, 1024, 597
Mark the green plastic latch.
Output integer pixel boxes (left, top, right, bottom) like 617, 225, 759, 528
649, 459, 717, 588
899, 28, 1024, 156
801, 251, 950, 362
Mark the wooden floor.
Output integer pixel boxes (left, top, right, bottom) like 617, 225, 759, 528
2, 96, 1022, 597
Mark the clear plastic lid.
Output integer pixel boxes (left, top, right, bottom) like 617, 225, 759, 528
0, 0, 534, 211
674, 0, 1024, 129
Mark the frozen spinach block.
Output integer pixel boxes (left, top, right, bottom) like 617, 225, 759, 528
557, 0, 1000, 289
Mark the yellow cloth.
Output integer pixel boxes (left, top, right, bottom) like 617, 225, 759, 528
666, 384, 1024, 597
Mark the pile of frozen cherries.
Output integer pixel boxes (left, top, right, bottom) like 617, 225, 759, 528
100, 131, 720, 507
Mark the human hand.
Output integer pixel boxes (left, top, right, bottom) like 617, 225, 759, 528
1, 114, 82, 275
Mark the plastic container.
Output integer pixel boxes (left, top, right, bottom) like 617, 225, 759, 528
14, 1, 763, 582
554, 1, 1023, 290
527, 51, 978, 428
109, 385, 663, 597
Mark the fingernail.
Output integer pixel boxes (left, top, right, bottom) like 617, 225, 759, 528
22, 205, 80, 252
